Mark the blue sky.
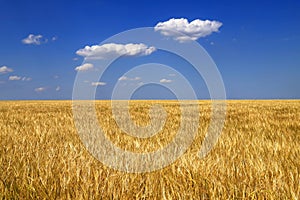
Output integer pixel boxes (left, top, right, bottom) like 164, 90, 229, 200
0, 0, 299, 100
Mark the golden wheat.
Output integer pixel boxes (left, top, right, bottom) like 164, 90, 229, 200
0, 100, 299, 199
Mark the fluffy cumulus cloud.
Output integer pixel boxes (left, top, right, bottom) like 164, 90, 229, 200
35, 87, 46, 92
22, 34, 47, 45
91, 82, 106, 86
0, 66, 13, 74
8, 76, 31, 81
75, 63, 94, 71
118, 76, 141, 81
76, 43, 156, 59
154, 18, 222, 42
160, 78, 173, 83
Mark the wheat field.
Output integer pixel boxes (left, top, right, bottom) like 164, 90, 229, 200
0, 100, 299, 199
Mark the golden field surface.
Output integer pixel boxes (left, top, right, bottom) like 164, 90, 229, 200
0, 100, 299, 199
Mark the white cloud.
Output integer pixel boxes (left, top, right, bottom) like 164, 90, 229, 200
22, 34, 47, 45
35, 87, 46, 92
52, 36, 58, 41
154, 18, 222, 42
168, 73, 176, 77
75, 63, 94, 71
118, 76, 128, 81
56, 86, 61, 91
9, 76, 31, 81
118, 76, 141, 81
76, 43, 156, 59
160, 78, 173, 83
91, 82, 106, 86
0, 66, 13, 74
132, 77, 141, 81
8, 76, 21, 81
22, 77, 32, 81
137, 82, 144, 86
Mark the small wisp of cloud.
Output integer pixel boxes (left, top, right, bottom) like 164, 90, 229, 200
91, 82, 106, 86
22, 77, 32, 81
118, 76, 141, 81
9, 76, 31, 81
75, 63, 94, 71
35, 87, 46, 92
22, 34, 57, 45
0, 66, 13, 74
22, 34, 47, 45
137, 82, 144, 86
56, 86, 61, 91
52, 36, 58, 41
8, 76, 21, 81
160, 78, 173, 83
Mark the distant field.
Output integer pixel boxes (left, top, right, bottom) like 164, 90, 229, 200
0, 100, 299, 199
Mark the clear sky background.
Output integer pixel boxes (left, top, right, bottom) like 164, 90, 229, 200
0, 0, 299, 100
